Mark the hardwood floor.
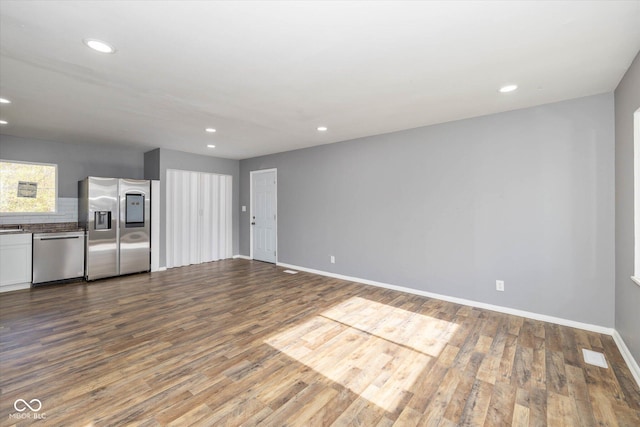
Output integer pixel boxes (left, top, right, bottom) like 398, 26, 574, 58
1, 259, 638, 426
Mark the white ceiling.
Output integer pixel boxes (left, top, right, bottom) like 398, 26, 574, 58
0, 1, 639, 160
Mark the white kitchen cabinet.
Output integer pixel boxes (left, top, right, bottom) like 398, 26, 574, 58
0, 233, 32, 292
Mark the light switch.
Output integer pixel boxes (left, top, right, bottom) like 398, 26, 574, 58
242, 206, 246, 212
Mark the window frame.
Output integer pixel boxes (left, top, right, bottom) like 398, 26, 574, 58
633, 109, 640, 286
0, 159, 59, 215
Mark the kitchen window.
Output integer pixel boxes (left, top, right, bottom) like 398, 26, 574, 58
0, 160, 57, 214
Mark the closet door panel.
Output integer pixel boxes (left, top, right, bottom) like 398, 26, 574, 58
219, 176, 232, 259
188, 171, 200, 265
166, 169, 233, 269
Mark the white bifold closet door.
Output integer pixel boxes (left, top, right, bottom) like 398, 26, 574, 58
166, 169, 232, 268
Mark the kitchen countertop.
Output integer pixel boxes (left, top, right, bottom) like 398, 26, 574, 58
0, 229, 85, 235
0, 222, 84, 235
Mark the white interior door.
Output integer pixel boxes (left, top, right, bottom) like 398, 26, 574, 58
251, 169, 277, 263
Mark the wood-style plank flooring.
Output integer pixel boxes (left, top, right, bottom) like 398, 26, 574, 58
1, 259, 639, 426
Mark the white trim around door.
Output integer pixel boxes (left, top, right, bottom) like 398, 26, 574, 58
250, 168, 278, 263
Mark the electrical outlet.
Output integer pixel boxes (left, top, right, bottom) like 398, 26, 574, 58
330, 255, 335, 264
496, 280, 505, 291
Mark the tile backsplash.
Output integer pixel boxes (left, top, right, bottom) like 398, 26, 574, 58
0, 197, 78, 225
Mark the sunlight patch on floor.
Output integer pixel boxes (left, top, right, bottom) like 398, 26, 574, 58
265, 296, 458, 413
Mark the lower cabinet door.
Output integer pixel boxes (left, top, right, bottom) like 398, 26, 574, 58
0, 234, 32, 290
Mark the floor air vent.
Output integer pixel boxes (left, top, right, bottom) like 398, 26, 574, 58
582, 348, 608, 368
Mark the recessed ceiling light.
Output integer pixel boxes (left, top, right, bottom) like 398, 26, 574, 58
499, 84, 518, 93
0, 120, 8, 125
0, 98, 10, 104
207, 144, 216, 148
205, 128, 216, 133
317, 126, 328, 132
83, 38, 116, 54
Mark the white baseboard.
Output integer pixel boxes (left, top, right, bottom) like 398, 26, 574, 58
233, 255, 252, 260
275, 262, 615, 336
158, 266, 167, 272
0, 283, 31, 293
612, 330, 640, 387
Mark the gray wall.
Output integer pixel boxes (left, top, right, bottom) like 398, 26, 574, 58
144, 148, 239, 267
144, 148, 160, 181
615, 52, 640, 361
0, 134, 144, 197
240, 93, 616, 327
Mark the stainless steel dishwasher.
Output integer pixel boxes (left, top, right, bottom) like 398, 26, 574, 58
32, 231, 85, 285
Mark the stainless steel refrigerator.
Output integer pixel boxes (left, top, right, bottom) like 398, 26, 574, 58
78, 177, 151, 280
